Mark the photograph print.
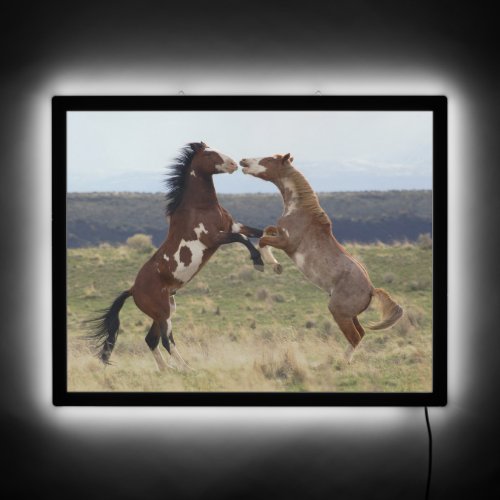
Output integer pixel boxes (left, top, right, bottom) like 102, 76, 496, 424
58, 96, 445, 405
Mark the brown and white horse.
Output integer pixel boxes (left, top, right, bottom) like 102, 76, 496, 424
240, 153, 403, 363
87, 142, 264, 370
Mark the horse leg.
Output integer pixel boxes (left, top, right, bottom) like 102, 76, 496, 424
159, 318, 193, 371
353, 316, 366, 340
169, 294, 176, 315
159, 320, 171, 354
136, 279, 179, 370
258, 226, 290, 274
258, 244, 282, 275
335, 316, 363, 364
166, 294, 192, 368
233, 223, 264, 238
328, 300, 363, 364
159, 294, 191, 371
217, 232, 265, 271
145, 322, 169, 371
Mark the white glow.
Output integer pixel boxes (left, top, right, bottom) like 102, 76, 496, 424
47, 405, 415, 438
34, 67, 466, 433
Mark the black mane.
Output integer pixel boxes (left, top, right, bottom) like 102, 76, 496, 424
164, 143, 200, 216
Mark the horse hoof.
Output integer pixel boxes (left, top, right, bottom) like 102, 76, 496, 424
254, 264, 265, 272
273, 263, 283, 274
344, 345, 355, 364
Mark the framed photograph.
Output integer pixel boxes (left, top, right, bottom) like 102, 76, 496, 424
54, 95, 447, 406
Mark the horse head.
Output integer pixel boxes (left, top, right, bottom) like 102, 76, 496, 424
190, 142, 238, 176
239, 153, 294, 181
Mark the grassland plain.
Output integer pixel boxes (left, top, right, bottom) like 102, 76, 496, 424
67, 240, 432, 393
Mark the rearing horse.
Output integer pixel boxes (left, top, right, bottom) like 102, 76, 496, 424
87, 142, 264, 370
240, 153, 403, 363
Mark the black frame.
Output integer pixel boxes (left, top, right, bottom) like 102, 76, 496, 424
54, 95, 447, 406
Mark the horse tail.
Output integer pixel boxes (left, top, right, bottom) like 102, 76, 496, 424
366, 288, 403, 330
85, 290, 132, 364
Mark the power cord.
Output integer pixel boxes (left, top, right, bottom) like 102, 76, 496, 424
424, 406, 433, 499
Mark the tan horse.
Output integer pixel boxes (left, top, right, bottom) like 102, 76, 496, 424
87, 142, 264, 370
240, 153, 403, 363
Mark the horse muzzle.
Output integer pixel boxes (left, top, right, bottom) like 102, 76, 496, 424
239, 160, 249, 174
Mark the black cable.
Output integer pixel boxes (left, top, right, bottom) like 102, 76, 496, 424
424, 406, 433, 500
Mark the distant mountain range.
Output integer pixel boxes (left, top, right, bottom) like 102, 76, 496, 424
69, 159, 432, 194
66, 190, 432, 248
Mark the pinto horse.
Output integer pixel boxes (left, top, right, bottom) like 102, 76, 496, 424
87, 142, 264, 370
240, 153, 403, 363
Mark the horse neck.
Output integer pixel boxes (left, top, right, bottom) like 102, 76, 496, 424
275, 169, 310, 214
275, 169, 331, 224
180, 172, 219, 210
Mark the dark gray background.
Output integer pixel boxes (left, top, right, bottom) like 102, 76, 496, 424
2, 1, 499, 498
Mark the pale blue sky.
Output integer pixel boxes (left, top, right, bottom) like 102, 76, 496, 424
67, 111, 432, 193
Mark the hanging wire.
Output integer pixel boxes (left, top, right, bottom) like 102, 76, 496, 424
424, 406, 433, 500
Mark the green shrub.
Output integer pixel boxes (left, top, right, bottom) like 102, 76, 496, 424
383, 272, 396, 284
417, 233, 432, 250
126, 233, 154, 252
238, 268, 254, 281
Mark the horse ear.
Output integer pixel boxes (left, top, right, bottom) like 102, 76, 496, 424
282, 153, 291, 163
191, 142, 205, 152
200, 141, 207, 149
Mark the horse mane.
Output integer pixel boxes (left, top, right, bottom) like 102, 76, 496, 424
164, 143, 200, 216
284, 166, 331, 225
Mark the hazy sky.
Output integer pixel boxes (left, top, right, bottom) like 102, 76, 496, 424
67, 111, 432, 193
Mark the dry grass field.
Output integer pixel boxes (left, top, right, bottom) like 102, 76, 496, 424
67, 238, 432, 393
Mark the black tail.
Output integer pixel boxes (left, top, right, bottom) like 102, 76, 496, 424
85, 290, 132, 364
